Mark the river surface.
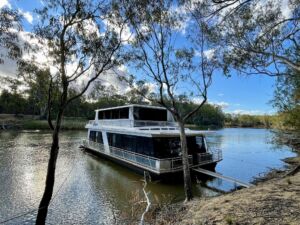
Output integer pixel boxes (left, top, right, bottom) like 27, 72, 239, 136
0, 128, 297, 224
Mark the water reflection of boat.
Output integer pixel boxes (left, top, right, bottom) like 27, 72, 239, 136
81, 104, 222, 178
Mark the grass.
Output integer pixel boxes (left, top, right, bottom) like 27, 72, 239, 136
224, 215, 235, 225
21, 119, 86, 130
0, 114, 87, 130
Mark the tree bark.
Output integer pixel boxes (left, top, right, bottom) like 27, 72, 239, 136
178, 121, 193, 201
35, 107, 65, 225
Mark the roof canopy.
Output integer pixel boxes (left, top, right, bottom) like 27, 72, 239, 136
95, 104, 167, 112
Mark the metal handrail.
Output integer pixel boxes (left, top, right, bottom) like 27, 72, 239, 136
82, 139, 193, 173
86, 119, 177, 128
196, 148, 223, 166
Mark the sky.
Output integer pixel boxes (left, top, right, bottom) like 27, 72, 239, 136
0, 0, 277, 115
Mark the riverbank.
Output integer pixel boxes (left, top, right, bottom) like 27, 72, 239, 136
153, 144, 300, 225
0, 114, 86, 130
163, 167, 300, 225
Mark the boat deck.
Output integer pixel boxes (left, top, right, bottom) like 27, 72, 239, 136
81, 139, 222, 174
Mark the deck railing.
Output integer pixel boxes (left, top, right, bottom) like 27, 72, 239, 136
82, 139, 193, 174
86, 119, 178, 128
196, 148, 223, 166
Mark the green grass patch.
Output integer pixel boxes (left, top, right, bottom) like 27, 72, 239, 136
21, 119, 86, 130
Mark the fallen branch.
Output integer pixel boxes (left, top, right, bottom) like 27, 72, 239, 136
140, 172, 151, 225
285, 165, 300, 177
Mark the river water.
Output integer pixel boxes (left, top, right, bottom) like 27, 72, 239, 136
0, 128, 297, 224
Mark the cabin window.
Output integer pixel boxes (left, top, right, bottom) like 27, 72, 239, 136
104, 110, 111, 119
97, 132, 103, 144
119, 108, 129, 119
153, 137, 181, 158
98, 111, 104, 119
106, 133, 206, 159
89, 131, 97, 142
152, 136, 206, 158
107, 133, 154, 156
188, 136, 206, 153
98, 108, 129, 120
133, 107, 167, 121
196, 136, 207, 152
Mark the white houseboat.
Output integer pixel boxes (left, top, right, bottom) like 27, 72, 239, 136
81, 104, 222, 178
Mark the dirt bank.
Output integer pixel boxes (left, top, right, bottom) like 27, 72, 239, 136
154, 160, 300, 225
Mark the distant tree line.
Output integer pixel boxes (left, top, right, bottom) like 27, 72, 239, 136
0, 80, 226, 128
225, 114, 275, 128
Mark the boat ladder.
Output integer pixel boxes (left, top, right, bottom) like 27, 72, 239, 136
192, 167, 253, 188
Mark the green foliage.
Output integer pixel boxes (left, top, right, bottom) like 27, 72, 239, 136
224, 215, 235, 225
21, 119, 86, 130
272, 61, 300, 131
185, 103, 225, 128
0, 7, 22, 63
0, 90, 28, 115
193, 0, 300, 76
225, 114, 275, 128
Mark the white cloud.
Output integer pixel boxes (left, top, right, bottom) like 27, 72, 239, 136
0, 0, 11, 9
218, 93, 224, 97
192, 98, 229, 109
0, 30, 56, 77
103, 17, 133, 44
0, 49, 17, 77
19, 10, 33, 24
229, 109, 264, 115
195, 49, 215, 59
203, 49, 215, 59
209, 100, 229, 109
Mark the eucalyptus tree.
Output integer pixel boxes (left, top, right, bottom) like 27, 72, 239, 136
0, 7, 22, 63
31, 1, 127, 224
272, 63, 300, 130
122, 0, 215, 201
189, 0, 300, 76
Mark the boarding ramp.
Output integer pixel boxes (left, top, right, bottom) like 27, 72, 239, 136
192, 167, 253, 188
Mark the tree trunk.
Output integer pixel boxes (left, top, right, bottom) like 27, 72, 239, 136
35, 108, 64, 225
178, 121, 193, 201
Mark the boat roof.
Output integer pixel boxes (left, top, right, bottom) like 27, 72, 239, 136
95, 104, 166, 112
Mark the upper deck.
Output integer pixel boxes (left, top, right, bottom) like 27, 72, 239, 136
85, 104, 213, 136
86, 104, 177, 128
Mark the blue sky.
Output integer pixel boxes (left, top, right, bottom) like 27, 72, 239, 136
0, 0, 277, 115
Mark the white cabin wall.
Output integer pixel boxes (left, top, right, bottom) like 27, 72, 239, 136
102, 131, 110, 153
129, 106, 134, 120
95, 110, 99, 121
87, 129, 90, 139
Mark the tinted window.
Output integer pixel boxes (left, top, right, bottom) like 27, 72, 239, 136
97, 132, 103, 144
153, 137, 181, 158
187, 136, 206, 153
104, 110, 111, 119
107, 133, 154, 156
89, 131, 97, 142
107, 134, 204, 158
120, 108, 129, 119
133, 107, 167, 121
98, 108, 129, 120
98, 111, 104, 119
